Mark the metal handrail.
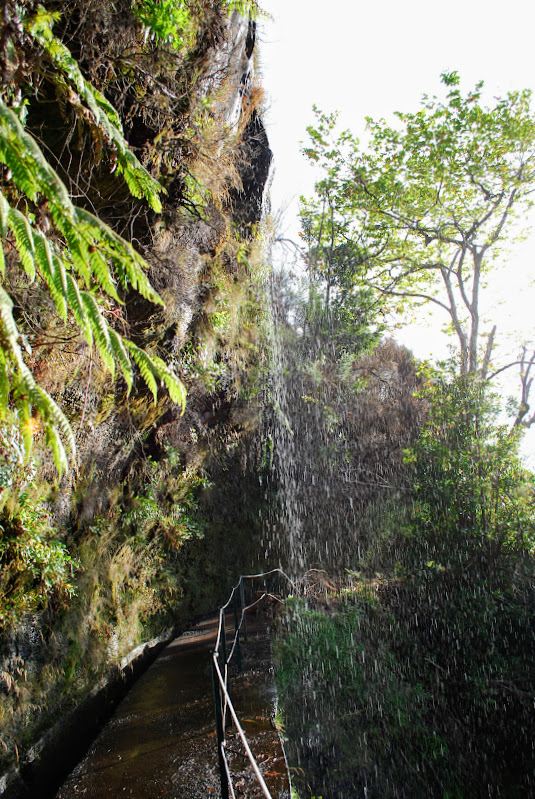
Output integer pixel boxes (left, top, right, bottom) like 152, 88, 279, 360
211, 568, 295, 799
212, 651, 272, 799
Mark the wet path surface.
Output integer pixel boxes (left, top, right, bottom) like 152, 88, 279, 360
55, 614, 290, 799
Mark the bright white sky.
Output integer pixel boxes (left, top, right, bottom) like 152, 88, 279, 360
259, 0, 535, 457
261, 0, 535, 224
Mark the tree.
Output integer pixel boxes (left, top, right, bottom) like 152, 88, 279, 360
406, 372, 535, 559
301, 73, 535, 378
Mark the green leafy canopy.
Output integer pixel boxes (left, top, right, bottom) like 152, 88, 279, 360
301, 74, 535, 377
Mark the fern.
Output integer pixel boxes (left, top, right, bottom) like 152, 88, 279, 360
145, 352, 187, 408
0, 351, 9, 419
45, 424, 69, 477
225, 0, 263, 16
108, 329, 134, 395
33, 236, 67, 320
131, 0, 192, 50
123, 339, 186, 413
123, 340, 159, 401
17, 363, 76, 457
61, 222, 92, 286
0, 287, 25, 371
0, 99, 162, 306
64, 273, 92, 344
8, 207, 36, 281
0, 11, 190, 472
0, 102, 73, 212
25, 9, 164, 214
74, 207, 162, 305
0, 190, 6, 277
17, 397, 33, 459
50, 250, 70, 321
85, 247, 120, 303
80, 292, 115, 375
0, 289, 74, 474
91, 85, 123, 131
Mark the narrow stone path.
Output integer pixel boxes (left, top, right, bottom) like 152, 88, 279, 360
55, 614, 290, 799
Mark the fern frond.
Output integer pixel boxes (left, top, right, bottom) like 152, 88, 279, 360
45, 424, 69, 477
0, 287, 76, 469
123, 340, 159, 402
123, 340, 186, 411
117, 148, 163, 213
17, 397, 33, 459
0, 191, 9, 237
0, 192, 8, 277
0, 351, 9, 419
108, 329, 134, 395
17, 363, 76, 455
75, 207, 163, 305
160, 368, 186, 411
62, 221, 91, 286
0, 133, 39, 200
80, 292, 114, 375
0, 103, 162, 307
34, 235, 68, 320
145, 352, 187, 411
8, 207, 36, 281
26, 17, 164, 213
65, 274, 92, 344
27, 17, 86, 94
51, 252, 70, 317
87, 247, 121, 302
117, 158, 163, 214
0, 286, 25, 370
114, 253, 162, 306
91, 86, 123, 132
0, 103, 74, 215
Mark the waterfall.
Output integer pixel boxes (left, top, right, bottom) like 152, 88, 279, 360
264, 270, 307, 577
261, 261, 423, 579
262, 270, 360, 578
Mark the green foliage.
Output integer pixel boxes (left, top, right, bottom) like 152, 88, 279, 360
0, 9, 187, 471
0, 287, 75, 474
406, 373, 535, 557
132, 0, 195, 50
120, 452, 206, 549
0, 0, 269, 778
275, 594, 438, 799
132, 0, 263, 51
276, 559, 535, 798
0, 418, 26, 490
0, 490, 77, 630
274, 355, 535, 797
0, 441, 219, 767
301, 76, 535, 375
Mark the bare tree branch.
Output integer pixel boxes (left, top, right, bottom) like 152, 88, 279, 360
514, 347, 535, 427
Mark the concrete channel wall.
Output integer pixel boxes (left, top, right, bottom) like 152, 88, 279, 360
0, 629, 176, 799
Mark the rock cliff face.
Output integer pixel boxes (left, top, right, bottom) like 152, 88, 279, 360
54, 7, 273, 494
0, 1, 272, 783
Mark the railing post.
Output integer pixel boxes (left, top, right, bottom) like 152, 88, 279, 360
233, 592, 243, 673
219, 613, 232, 729
211, 652, 230, 799
220, 610, 228, 669
240, 577, 248, 642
